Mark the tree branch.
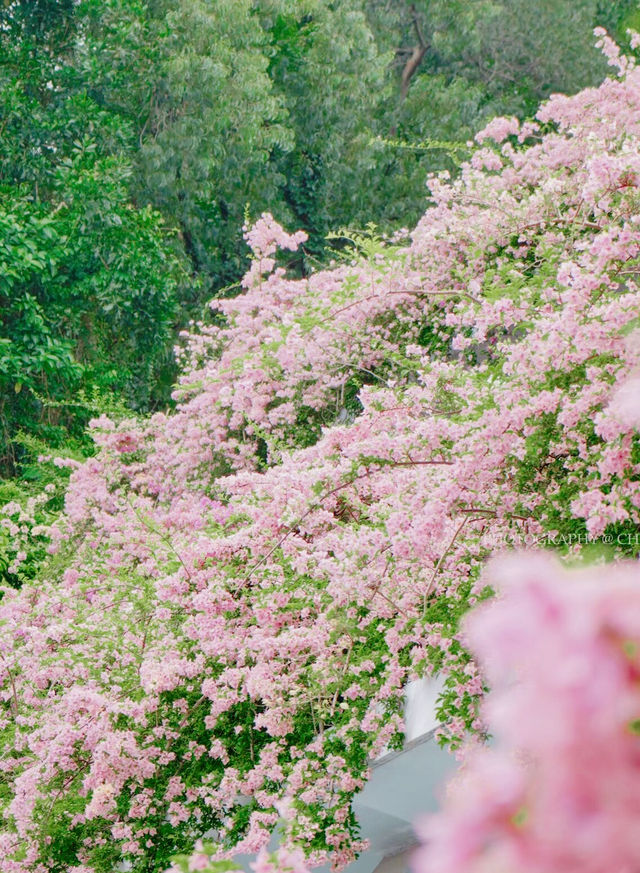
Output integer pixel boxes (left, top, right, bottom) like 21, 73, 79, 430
400, 4, 428, 100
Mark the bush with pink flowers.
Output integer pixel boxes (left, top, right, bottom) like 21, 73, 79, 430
2, 32, 640, 873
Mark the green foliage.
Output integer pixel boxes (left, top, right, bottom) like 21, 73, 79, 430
73, 0, 396, 286
597, 0, 640, 41
357, 0, 620, 226
263, 1, 393, 258
0, 10, 189, 474
0, 154, 185, 471
77, 0, 293, 290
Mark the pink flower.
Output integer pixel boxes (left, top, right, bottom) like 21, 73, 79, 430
415, 554, 640, 873
607, 375, 640, 429
475, 116, 520, 144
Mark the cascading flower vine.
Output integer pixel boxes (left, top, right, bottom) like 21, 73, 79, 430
2, 33, 640, 873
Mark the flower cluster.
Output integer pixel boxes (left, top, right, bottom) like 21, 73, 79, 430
2, 36, 640, 873
415, 553, 640, 873
0, 477, 63, 583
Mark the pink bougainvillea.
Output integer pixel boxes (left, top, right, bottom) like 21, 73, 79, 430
415, 553, 640, 873
2, 34, 640, 873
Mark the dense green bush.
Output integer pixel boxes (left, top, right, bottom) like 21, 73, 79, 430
0, 2, 187, 474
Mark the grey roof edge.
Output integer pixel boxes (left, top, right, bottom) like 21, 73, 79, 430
370, 727, 438, 770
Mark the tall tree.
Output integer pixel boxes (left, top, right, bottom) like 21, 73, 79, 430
77, 0, 293, 290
